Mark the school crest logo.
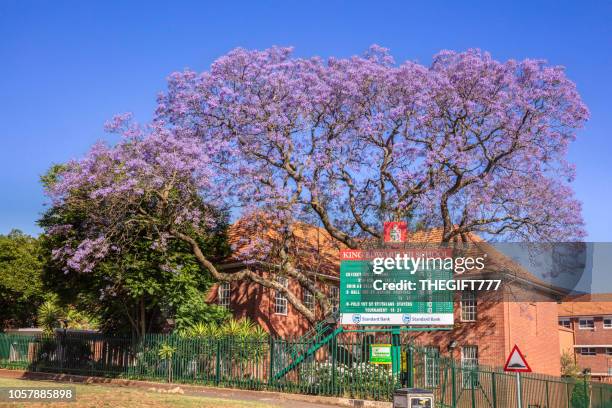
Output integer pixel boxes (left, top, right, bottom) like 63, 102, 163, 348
352, 314, 362, 324
384, 221, 407, 243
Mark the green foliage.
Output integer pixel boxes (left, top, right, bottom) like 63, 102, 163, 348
158, 343, 177, 360
179, 318, 268, 341
38, 173, 232, 337
36, 296, 98, 334
165, 276, 231, 332
0, 230, 45, 329
570, 380, 590, 408
300, 361, 395, 396
561, 351, 581, 378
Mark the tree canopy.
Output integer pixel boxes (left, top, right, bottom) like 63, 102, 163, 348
0, 230, 45, 328
44, 46, 589, 324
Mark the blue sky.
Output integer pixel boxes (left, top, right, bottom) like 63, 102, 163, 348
1, 1, 611, 240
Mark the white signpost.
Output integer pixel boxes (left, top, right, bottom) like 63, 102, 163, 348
503, 344, 532, 408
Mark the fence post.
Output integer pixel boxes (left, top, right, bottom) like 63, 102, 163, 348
268, 336, 274, 387
407, 345, 414, 388
545, 379, 550, 408
451, 358, 457, 408
583, 375, 588, 408
215, 339, 221, 386
491, 371, 497, 408
471, 369, 476, 408
331, 334, 337, 395
391, 327, 401, 379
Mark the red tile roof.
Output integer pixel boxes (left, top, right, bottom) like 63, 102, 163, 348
559, 295, 612, 316
225, 216, 564, 295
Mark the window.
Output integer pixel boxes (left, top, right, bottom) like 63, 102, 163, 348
275, 277, 288, 315
461, 292, 477, 322
461, 346, 479, 388
559, 319, 571, 329
303, 288, 315, 312
330, 286, 339, 313
217, 282, 231, 310
579, 318, 594, 330
604, 317, 612, 329
424, 347, 440, 387
606, 348, 612, 356
580, 348, 596, 356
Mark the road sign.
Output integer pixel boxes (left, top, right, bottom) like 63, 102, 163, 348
504, 345, 531, 408
503, 344, 532, 373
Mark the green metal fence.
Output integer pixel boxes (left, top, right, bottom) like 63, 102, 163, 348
1, 332, 611, 407
407, 343, 612, 408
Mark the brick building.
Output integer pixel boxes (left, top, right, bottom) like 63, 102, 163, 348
208, 218, 565, 376
558, 301, 612, 381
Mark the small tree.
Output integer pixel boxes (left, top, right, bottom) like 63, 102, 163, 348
41, 162, 232, 337
158, 343, 177, 383
0, 230, 45, 329
561, 351, 580, 378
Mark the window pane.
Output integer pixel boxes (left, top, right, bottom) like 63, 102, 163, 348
275, 276, 288, 315
303, 288, 315, 311
425, 347, 440, 387
461, 346, 479, 388
218, 282, 231, 310
330, 286, 339, 313
461, 292, 477, 321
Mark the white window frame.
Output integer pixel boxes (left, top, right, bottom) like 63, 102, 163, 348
461, 346, 479, 389
604, 317, 612, 329
424, 347, 440, 387
303, 287, 315, 312
330, 286, 339, 313
580, 347, 596, 356
579, 317, 595, 330
559, 318, 571, 329
217, 282, 231, 310
274, 276, 289, 315
460, 292, 477, 322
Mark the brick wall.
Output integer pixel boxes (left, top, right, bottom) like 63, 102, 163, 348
207, 272, 337, 338
504, 301, 561, 376
559, 326, 575, 355
208, 275, 562, 375
562, 315, 612, 378
410, 294, 508, 369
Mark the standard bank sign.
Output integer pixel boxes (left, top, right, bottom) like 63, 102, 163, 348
341, 313, 454, 326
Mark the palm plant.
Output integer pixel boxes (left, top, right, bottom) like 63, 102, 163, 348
158, 343, 177, 383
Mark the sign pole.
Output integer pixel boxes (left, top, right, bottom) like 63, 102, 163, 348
516, 371, 522, 408
503, 344, 531, 408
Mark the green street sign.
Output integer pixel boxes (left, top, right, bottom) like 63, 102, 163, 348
370, 344, 392, 364
339, 248, 454, 325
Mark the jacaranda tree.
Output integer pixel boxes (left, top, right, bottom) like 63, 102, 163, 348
45, 46, 588, 324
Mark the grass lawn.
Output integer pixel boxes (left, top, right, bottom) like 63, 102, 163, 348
0, 377, 272, 408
